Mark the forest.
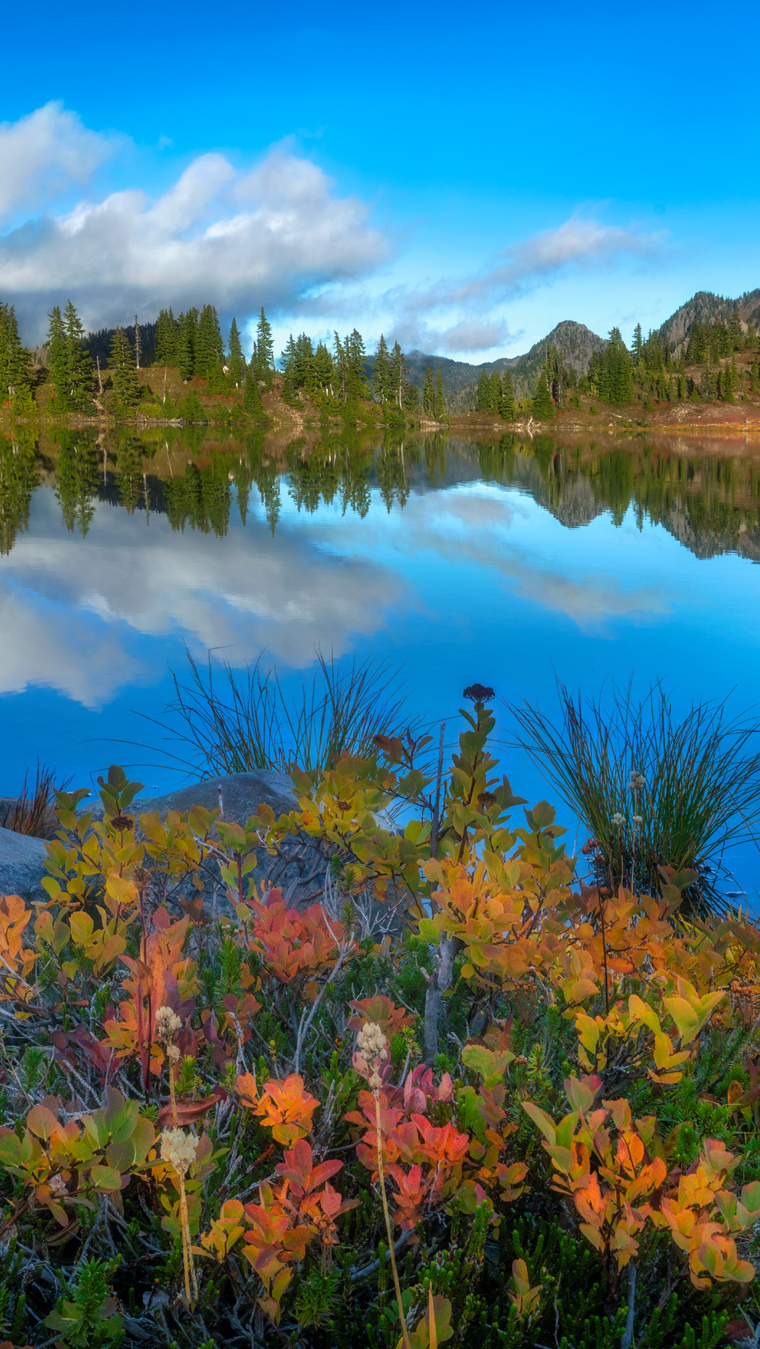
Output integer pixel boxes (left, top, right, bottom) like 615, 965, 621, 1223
2, 295, 759, 428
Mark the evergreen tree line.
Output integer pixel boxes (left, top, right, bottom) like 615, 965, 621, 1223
0, 302, 33, 407
474, 366, 518, 419
532, 317, 760, 416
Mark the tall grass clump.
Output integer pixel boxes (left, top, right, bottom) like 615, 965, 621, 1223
509, 680, 760, 911
7, 761, 71, 838
161, 648, 420, 781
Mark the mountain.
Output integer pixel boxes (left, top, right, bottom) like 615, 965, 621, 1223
504, 320, 607, 395
657, 289, 760, 353
400, 319, 607, 408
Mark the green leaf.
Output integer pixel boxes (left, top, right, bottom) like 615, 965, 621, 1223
417, 918, 440, 944
90, 1165, 123, 1191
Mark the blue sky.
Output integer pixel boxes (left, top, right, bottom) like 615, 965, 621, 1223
2, 0, 759, 359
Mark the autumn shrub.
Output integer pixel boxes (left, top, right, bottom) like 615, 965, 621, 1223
2, 697, 760, 1347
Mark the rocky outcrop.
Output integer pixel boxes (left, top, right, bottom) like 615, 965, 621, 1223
0, 826, 49, 900
129, 770, 298, 826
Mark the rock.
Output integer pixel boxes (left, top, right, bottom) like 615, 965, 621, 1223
0, 825, 49, 900
0, 798, 19, 830
130, 771, 298, 825
128, 771, 324, 915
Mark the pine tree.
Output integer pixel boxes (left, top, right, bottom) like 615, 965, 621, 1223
347, 329, 366, 399
243, 371, 264, 418
154, 308, 179, 365
631, 323, 643, 362
603, 328, 634, 404
373, 335, 390, 403
720, 361, 736, 403
228, 318, 246, 384
195, 305, 224, 378
108, 328, 141, 405
63, 301, 92, 408
435, 369, 445, 420
423, 365, 435, 415
475, 368, 492, 411
256, 308, 275, 388
388, 342, 406, 410
313, 342, 334, 395
177, 310, 197, 382
46, 303, 91, 410
499, 369, 515, 420
531, 370, 554, 419
0, 303, 32, 403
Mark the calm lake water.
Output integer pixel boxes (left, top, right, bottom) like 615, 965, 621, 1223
2, 426, 760, 898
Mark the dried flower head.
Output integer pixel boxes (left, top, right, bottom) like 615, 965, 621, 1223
628, 770, 646, 793
160, 1127, 198, 1176
611, 812, 626, 829
463, 683, 495, 704
356, 1021, 388, 1090
156, 1006, 182, 1044
631, 814, 643, 827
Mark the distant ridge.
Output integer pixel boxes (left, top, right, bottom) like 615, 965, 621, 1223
399, 320, 606, 409
657, 289, 760, 353
405, 289, 760, 405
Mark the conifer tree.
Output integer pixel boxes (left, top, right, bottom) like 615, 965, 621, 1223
155, 308, 179, 365
46, 302, 91, 409
499, 369, 515, 420
256, 308, 275, 388
388, 342, 407, 409
195, 305, 224, 378
63, 301, 92, 407
347, 329, 367, 399
631, 323, 643, 362
108, 328, 141, 405
243, 371, 264, 417
532, 369, 554, 419
603, 328, 634, 404
313, 342, 334, 395
0, 303, 32, 402
475, 368, 492, 411
228, 318, 246, 384
177, 310, 197, 382
423, 365, 435, 415
435, 369, 445, 419
373, 335, 390, 403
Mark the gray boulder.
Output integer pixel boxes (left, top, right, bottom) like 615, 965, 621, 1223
0, 825, 49, 900
128, 771, 324, 914
0, 798, 18, 830
130, 770, 298, 825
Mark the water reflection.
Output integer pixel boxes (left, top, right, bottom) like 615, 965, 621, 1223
2, 427, 759, 564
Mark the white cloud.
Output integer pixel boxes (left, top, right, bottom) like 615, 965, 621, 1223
386, 216, 667, 353
0, 103, 116, 220
0, 487, 405, 706
0, 121, 390, 340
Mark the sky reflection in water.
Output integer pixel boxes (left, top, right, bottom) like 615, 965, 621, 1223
1, 431, 759, 900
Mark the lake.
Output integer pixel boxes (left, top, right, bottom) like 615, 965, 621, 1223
2, 424, 760, 899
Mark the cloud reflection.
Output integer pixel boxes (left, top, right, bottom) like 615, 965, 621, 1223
0, 480, 670, 712
0, 488, 406, 707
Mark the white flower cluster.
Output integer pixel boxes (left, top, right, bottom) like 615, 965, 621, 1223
611, 812, 626, 828
156, 1006, 182, 1044
628, 770, 646, 793
356, 1021, 388, 1090
160, 1128, 198, 1176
